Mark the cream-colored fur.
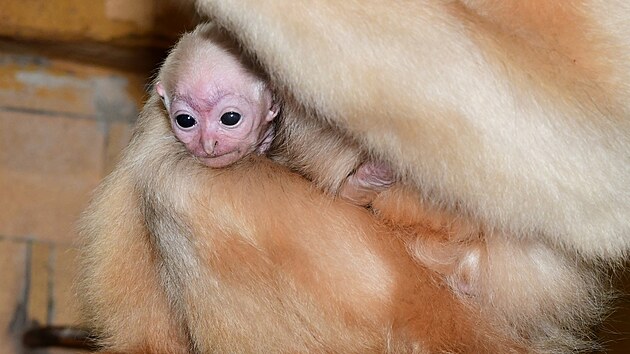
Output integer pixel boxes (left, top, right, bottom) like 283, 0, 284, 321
195, 0, 630, 260
372, 185, 609, 351
78, 12, 629, 351
78, 94, 521, 353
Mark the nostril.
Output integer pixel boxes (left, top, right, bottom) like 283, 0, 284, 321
202, 139, 217, 155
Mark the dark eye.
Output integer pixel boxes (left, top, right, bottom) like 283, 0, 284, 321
175, 114, 196, 129
220, 112, 241, 126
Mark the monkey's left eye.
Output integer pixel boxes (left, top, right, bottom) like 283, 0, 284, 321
220, 112, 242, 126
175, 114, 197, 129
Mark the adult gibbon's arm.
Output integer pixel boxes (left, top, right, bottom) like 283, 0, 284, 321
195, 0, 630, 259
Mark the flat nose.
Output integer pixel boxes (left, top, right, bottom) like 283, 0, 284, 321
202, 138, 218, 156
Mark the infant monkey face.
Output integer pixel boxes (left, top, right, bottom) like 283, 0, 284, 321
157, 78, 277, 168
169, 93, 267, 168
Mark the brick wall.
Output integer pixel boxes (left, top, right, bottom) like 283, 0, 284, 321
0, 1, 195, 352
0, 51, 141, 353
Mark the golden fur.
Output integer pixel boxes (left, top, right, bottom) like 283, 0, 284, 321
76, 15, 626, 351
78, 94, 522, 353
195, 0, 630, 260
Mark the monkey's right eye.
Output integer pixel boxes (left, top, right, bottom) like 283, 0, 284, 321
175, 114, 197, 129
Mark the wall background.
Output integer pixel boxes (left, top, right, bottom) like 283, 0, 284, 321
0, 1, 628, 353
0, 1, 196, 352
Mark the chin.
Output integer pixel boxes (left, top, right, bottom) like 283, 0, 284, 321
198, 152, 240, 168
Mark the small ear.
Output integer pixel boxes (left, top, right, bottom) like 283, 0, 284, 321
155, 81, 170, 110
156, 81, 165, 98
266, 101, 280, 122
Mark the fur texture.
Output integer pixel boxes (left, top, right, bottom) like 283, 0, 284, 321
194, 0, 630, 260
77, 23, 617, 352
271, 95, 610, 351
78, 94, 524, 353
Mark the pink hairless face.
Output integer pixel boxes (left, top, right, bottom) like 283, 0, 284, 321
156, 66, 279, 168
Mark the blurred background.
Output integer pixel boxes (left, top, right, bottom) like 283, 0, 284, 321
0, 1, 628, 353
0, 1, 197, 352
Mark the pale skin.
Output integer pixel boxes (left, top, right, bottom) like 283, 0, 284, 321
77, 24, 608, 353
155, 41, 599, 328
209, 8, 610, 347
156, 44, 394, 204
340, 161, 395, 206
156, 66, 278, 169
77, 26, 524, 353
197, 0, 630, 261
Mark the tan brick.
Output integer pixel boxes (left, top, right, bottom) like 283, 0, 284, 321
0, 111, 105, 243
52, 245, 81, 325
0, 0, 139, 42
105, 0, 156, 31
0, 0, 196, 43
28, 242, 51, 324
0, 53, 142, 120
0, 239, 28, 354
0, 55, 95, 117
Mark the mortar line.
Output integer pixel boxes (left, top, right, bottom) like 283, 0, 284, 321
8, 238, 32, 333
0, 105, 97, 121
0, 235, 75, 247
46, 244, 56, 325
